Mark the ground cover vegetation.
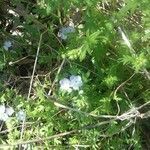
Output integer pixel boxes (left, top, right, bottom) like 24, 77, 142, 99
0, 0, 150, 149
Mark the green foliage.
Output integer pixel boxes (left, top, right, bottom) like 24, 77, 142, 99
0, 0, 149, 149
121, 53, 149, 72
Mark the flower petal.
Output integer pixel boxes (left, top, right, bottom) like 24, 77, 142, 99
0, 105, 5, 114
5, 107, 14, 116
16, 110, 26, 121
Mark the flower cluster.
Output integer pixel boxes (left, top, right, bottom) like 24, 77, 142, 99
3, 41, 12, 51
59, 75, 83, 92
16, 110, 26, 121
0, 105, 14, 121
58, 26, 75, 40
0, 104, 26, 122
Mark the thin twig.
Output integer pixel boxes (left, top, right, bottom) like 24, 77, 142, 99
19, 117, 26, 150
27, 31, 46, 100
46, 95, 150, 121
137, 101, 150, 110
143, 69, 150, 80
1, 119, 114, 147
20, 31, 46, 150
46, 95, 117, 119
118, 27, 135, 54
114, 73, 135, 98
118, 26, 150, 80
48, 59, 65, 96
114, 73, 135, 116
8, 56, 31, 66
1, 101, 149, 147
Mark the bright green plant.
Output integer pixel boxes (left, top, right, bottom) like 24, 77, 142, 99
0, 0, 149, 149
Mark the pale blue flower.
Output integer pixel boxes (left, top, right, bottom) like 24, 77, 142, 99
70, 75, 83, 90
58, 26, 75, 40
1, 113, 9, 122
3, 41, 12, 51
59, 75, 83, 92
16, 110, 26, 121
0, 105, 14, 121
59, 78, 72, 92
5, 107, 14, 116
0, 105, 5, 113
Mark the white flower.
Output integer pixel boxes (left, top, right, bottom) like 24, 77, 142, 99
70, 75, 83, 90
3, 41, 12, 51
5, 107, 14, 116
0, 113, 9, 122
16, 110, 26, 121
0, 105, 14, 121
59, 78, 72, 92
58, 26, 75, 40
0, 105, 6, 121
0, 105, 5, 113
59, 75, 83, 92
